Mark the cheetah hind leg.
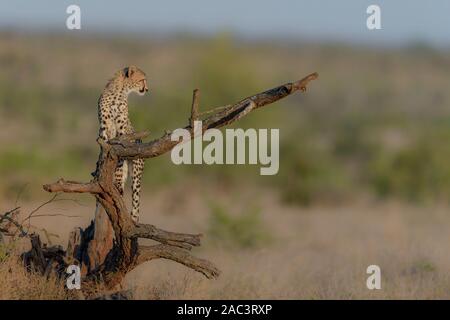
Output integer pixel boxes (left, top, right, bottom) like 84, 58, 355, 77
114, 159, 128, 196
131, 158, 144, 223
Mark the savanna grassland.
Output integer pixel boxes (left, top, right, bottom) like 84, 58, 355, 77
1, 32, 450, 299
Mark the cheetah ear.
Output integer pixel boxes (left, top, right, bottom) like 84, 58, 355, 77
125, 66, 137, 78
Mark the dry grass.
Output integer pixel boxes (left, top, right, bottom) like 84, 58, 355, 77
0, 250, 71, 300
2, 185, 450, 300
127, 193, 450, 300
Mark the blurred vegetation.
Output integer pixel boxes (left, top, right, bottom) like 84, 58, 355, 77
1, 32, 450, 205
411, 259, 436, 274
207, 201, 271, 249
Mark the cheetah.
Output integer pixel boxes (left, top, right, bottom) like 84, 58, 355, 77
94, 65, 148, 223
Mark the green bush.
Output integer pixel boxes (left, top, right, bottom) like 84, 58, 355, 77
208, 202, 271, 249
276, 134, 349, 206
370, 130, 450, 202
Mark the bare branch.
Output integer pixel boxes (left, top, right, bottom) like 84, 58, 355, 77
137, 245, 220, 279
129, 223, 202, 250
25, 213, 81, 220
109, 131, 151, 144
43, 179, 102, 194
190, 88, 200, 129
113, 72, 318, 160
0, 207, 20, 224
0, 211, 27, 237
22, 194, 59, 227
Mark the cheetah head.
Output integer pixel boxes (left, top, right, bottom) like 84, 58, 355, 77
123, 65, 148, 96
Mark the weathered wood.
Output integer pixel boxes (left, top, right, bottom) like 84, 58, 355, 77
66, 227, 82, 262
190, 88, 200, 129
86, 206, 114, 273
28, 234, 47, 274
113, 72, 318, 160
43, 179, 101, 194
109, 131, 151, 144
137, 245, 220, 279
40, 73, 318, 294
129, 224, 202, 249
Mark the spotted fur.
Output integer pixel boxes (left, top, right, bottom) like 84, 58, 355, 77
95, 65, 148, 223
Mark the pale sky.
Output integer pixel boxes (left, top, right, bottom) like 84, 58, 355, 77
0, 0, 449, 47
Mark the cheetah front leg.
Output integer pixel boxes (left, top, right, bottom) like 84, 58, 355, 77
131, 157, 144, 223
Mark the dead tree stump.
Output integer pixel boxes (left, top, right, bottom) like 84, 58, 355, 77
35, 73, 318, 296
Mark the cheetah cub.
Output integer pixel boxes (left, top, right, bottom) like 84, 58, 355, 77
96, 65, 149, 223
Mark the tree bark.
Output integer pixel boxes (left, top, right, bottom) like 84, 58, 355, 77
39, 72, 318, 296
